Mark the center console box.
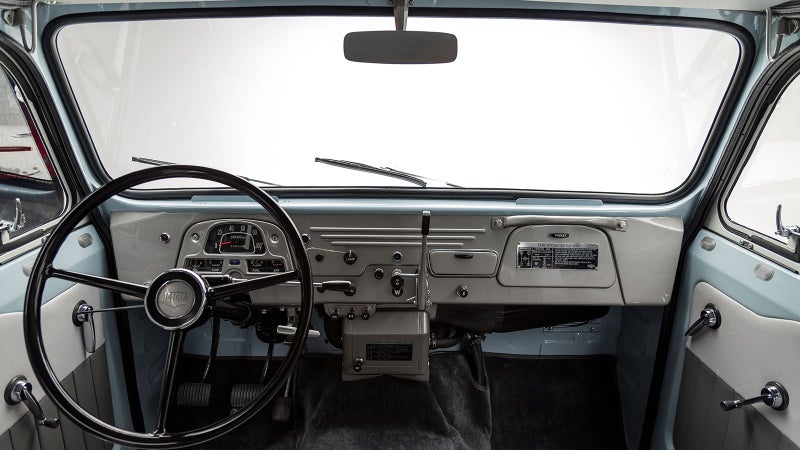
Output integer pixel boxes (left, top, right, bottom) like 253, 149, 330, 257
342, 311, 430, 381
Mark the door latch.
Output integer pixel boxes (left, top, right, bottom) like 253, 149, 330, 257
0, 198, 26, 243
776, 204, 800, 246
720, 381, 789, 411
685, 304, 721, 337
72, 300, 96, 354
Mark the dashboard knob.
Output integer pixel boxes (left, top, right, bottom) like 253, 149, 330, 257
456, 285, 469, 298
374, 268, 384, 279
361, 307, 371, 320
343, 250, 357, 265
390, 274, 404, 289
353, 357, 364, 372
330, 308, 340, 320
347, 309, 356, 320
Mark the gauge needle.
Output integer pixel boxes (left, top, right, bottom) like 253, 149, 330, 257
220, 241, 231, 246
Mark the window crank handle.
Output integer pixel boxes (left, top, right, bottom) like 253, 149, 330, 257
721, 381, 789, 412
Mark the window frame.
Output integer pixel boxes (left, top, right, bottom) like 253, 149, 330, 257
716, 47, 800, 267
42, 6, 756, 204
0, 34, 77, 261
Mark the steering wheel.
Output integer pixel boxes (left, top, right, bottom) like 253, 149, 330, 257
23, 165, 313, 448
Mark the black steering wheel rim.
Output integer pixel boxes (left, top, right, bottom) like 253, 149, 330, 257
23, 165, 314, 448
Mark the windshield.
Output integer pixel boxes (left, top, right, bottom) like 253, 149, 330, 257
55, 14, 740, 193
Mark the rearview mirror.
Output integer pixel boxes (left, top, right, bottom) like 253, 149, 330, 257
343, 31, 457, 64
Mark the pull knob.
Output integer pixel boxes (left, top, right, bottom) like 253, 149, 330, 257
456, 285, 469, 298
347, 309, 356, 320
353, 357, 364, 372
4, 376, 60, 428
685, 304, 721, 337
720, 381, 788, 411
361, 307, 371, 320
276, 325, 321, 338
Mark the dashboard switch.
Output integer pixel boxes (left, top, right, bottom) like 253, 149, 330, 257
374, 268, 384, 279
456, 285, 469, 298
331, 308, 340, 320
390, 273, 404, 289
347, 309, 356, 320
343, 250, 358, 265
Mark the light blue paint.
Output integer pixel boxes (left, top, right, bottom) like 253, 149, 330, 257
0, 226, 107, 314
482, 307, 621, 356
651, 229, 800, 450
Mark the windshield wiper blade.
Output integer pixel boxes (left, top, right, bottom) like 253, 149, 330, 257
314, 157, 460, 188
131, 156, 280, 186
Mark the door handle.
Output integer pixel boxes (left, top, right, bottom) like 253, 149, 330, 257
72, 301, 96, 354
685, 303, 721, 337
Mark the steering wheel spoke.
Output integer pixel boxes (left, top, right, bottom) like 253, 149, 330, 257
153, 329, 185, 436
46, 265, 148, 298
206, 270, 299, 301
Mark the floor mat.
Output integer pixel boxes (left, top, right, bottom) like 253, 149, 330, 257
172, 353, 625, 449
295, 353, 491, 450
486, 354, 626, 450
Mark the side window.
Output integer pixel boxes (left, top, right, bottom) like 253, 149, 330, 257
726, 73, 800, 246
0, 71, 66, 248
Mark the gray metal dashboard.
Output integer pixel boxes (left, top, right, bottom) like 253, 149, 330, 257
110, 211, 683, 308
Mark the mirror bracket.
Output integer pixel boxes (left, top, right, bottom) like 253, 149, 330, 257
391, 0, 410, 31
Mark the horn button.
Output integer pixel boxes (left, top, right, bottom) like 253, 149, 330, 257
144, 269, 208, 330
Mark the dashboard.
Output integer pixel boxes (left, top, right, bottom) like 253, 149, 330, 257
111, 210, 683, 309
111, 209, 682, 379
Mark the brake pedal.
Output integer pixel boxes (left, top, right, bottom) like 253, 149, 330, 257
176, 382, 211, 407
230, 383, 263, 408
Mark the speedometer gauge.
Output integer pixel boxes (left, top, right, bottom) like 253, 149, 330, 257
204, 222, 266, 254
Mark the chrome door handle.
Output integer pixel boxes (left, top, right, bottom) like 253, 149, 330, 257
72, 301, 96, 354
685, 303, 721, 337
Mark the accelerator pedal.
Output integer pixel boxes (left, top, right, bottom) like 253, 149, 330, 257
272, 374, 293, 423
176, 382, 211, 407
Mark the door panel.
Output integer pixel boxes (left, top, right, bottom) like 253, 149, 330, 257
0, 225, 114, 449
668, 231, 800, 449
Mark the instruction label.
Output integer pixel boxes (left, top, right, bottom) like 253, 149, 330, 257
517, 242, 598, 270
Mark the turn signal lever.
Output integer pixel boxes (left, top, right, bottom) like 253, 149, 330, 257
685, 304, 721, 337
4, 376, 60, 428
720, 381, 789, 412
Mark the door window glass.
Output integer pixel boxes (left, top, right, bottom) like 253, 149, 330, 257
0, 72, 65, 244
727, 74, 800, 243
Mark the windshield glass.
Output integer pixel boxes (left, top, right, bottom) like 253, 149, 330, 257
55, 14, 740, 193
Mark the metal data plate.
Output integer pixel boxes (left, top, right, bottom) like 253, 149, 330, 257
517, 242, 599, 270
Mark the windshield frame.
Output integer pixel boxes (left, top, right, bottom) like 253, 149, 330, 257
42, 5, 755, 204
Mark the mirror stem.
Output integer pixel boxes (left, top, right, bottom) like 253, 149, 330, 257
393, 0, 409, 31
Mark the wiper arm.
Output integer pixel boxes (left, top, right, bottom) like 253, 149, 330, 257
131, 156, 280, 186
314, 157, 460, 188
